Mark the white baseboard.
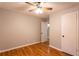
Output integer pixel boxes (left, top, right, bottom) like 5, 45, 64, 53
41, 41, 48, 42
41, 40, 48, 42
49, 45, 73, 55
49, 45, 63, 52
49, 45, 76, 56
0, 41, 40, 53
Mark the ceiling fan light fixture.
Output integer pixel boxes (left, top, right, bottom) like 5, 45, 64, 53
35, 8, 43, 14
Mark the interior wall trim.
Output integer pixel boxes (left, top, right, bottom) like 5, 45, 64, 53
49, 45, 74, 56
49, 45, 63, 52
0, 41, 40, 53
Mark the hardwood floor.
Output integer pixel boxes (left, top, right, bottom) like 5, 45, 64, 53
0, 42, 70, 56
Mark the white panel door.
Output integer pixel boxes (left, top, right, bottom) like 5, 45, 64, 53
41, 22, 48, 42
61, 11, 77, 55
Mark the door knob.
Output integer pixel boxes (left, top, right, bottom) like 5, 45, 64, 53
62, 35, 64, 37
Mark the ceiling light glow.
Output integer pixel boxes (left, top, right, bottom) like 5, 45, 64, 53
47, 24, 50, 27
35, 8, 43, 14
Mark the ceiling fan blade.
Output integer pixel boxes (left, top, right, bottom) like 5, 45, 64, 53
28, 9, 34, 12
26, 2, 42, 7
36, 2, 41, 6
45, 8, 53, 10
25, 2, 35, 6
28, 8, 37, 12
42, 8, 53, 12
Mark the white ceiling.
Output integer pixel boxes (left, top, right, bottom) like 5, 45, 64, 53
0, 2, 79, 18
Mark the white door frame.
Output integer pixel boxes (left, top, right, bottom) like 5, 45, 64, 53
40, 21, 48, 42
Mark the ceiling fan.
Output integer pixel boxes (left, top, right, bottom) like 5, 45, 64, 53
25, 2, 53, 13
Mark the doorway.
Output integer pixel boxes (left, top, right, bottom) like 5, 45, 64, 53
40, 20, 49, 43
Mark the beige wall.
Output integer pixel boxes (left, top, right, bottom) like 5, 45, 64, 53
0, 9, 41, 51
49, 13, 61, 49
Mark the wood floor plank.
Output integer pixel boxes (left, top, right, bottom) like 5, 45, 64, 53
0, 42, 70, 56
